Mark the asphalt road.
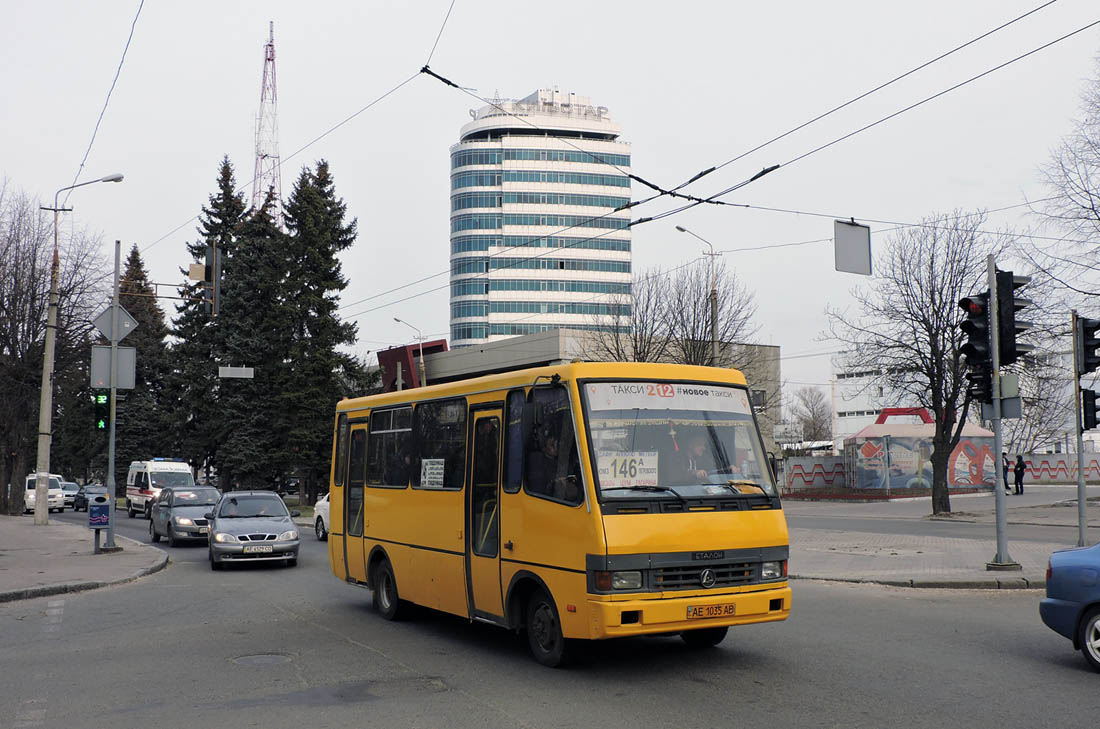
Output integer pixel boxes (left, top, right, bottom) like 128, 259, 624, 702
2, 511, 1097, 728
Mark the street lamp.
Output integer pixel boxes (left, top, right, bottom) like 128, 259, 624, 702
34, 174, 124, 526
394, 317, 427, 387
675, 225, 720, 367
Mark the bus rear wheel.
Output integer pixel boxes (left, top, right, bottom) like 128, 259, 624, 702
372, 559, 404, 620
526, 588, 572, 667
680, 626, 728, 648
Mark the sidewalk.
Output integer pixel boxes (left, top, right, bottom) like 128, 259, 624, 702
0, 515, 168, 603
786, 485, 1100, 589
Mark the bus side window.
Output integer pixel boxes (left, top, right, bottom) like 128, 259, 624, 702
367, 408, 412, 487
347, 429, 366, 537
502, 389, 525, 494
412, 398, 467, 490
523, 386, 583, 506
333, 413, 348, 486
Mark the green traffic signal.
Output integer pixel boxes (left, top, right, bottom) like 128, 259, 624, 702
93, 391, 109, 430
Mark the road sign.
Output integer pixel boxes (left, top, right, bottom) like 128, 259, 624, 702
218, 366, 255, 379
834, 219, 872, 275
93, 305, 138, 343
90, 346, 136, 389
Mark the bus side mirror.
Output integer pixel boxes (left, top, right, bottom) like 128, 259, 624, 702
767, 452, 778, 481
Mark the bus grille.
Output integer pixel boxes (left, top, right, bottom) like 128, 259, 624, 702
653, 561, 756, 589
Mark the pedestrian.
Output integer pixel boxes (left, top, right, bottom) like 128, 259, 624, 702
1002, 452, 1011, 494
1014, 455, 1026, 495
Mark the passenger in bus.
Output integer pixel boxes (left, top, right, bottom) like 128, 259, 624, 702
525, 430, 580, 503
675, 432, 716, 484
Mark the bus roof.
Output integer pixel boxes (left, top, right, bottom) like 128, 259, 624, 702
337, 361, 749, 414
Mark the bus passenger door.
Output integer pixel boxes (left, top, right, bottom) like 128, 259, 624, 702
344, 423, 369, 583
466, 410, 503, 619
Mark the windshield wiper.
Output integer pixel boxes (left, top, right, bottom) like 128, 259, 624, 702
603, 485, 687, 503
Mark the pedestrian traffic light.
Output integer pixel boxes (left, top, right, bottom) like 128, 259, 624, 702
1083, 389, 1099, 432
995, 270, 1033, 366
959, 292, 993, 402
1077, 317, 1100, 376
92, 392, 109, 430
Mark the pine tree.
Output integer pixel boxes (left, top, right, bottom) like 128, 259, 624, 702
281, 161, 360, 502
166, 157, 246, 481
213, 197, 293, 489
112, 245, 171, 494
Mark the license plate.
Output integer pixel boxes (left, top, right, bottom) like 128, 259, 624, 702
686, 603, 736, 619
199, 527, 209, 535
243, 544, 273, 554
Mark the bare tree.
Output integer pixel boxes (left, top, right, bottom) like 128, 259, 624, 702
1001, 353, 1074, 455
577, 267, 671, 362
665, 258, 758, 368
1027, 56, 1100, 299
790, 386, 832, 442
0, 181, 106, 513
827, 211, 1000, 515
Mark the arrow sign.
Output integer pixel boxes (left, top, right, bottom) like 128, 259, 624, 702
93, 305, 138, 343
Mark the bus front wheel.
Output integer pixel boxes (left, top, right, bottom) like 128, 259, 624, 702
372, 559, 404, 620
680, 626, 728, 648
525, 588, 572, 667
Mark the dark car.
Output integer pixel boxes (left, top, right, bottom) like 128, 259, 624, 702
206, 491, 300, 570
72, 484, 97, 512
1040, 543, 1100, 672
149, 486, 221, 547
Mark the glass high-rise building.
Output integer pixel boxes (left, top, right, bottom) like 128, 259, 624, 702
449, 89, 632, 347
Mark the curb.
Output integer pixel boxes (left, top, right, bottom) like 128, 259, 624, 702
790, 574, 1045, 589
0, 534, 170, 605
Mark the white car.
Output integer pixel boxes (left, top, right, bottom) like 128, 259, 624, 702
24, 475, 65, 513
314, 492, 330, 541
60, 481, 79, 508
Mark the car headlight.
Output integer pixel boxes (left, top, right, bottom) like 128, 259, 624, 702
213, 532, 238, 543
174, 517, 194, 526
761, 561, 786, 580
277, 530, 298, 542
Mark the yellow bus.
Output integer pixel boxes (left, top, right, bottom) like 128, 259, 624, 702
327, 361, 790, 665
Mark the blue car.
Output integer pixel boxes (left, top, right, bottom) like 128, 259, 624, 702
1040, 543, 1100, 672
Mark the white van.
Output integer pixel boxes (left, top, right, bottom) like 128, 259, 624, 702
24, 474, 65, 513
125, 459, 195, 518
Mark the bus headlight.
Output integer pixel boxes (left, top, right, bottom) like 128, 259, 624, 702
611, 571, 642, 590
761, 561, 786, 579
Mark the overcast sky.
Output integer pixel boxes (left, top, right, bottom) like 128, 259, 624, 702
3, 0, 1098, 399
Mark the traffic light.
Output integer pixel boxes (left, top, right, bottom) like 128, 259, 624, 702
202, 245, 222, 316
92, 392, 109, 431
1083, 389, 1099, 432
995, 270, 1033, 366
1077, 317, 1100, 376
959, 292, 993, 403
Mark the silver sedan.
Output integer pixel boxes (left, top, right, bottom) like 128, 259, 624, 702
206, 491, 301, 570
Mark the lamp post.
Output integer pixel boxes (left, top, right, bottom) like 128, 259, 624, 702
675, 225, 720, 367
394, 317, 427, 387
34, 174, 123, 525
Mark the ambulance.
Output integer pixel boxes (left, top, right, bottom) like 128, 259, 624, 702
125, 459, 195, 518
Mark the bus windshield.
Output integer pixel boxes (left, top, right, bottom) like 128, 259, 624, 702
583, 381, 777, 499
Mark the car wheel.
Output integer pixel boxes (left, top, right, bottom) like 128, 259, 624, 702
315, 517, 327, 541
144, 504, 152, 520
209, 549, 223, 571
1079, 607, 1100, 673
526, 588, 572, 667
286, 557, 298, 568
149, 520, 160, 543
127, 501, 135, 518
680, 626, 729, 648
166, 526, 176, 548
372, 559, 404, 620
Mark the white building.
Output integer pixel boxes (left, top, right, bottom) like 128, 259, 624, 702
830, 354, 921, 446
449, 89, 633, 347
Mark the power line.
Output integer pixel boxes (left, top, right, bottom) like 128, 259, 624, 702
62, 0, 145, 208
670, 0, 1061, 192
425, 0, 458, 66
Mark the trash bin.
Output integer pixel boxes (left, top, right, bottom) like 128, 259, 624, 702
86, 486, 110, 530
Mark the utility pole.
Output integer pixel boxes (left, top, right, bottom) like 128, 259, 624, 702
104, 240, 123, 550
986, 255, 1017, 570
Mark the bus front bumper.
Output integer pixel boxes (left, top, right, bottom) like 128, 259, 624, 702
587, 584, 791, 638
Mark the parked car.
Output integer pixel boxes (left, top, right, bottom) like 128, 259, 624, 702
206, 491, 300, 570
23, 474, 64, 513
1040, 543, 1100, 672
60, 481, 79, 509
149, 485, 221, 547
314, 492, 330, 541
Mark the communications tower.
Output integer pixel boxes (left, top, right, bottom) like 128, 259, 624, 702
252, 21, 284, 228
